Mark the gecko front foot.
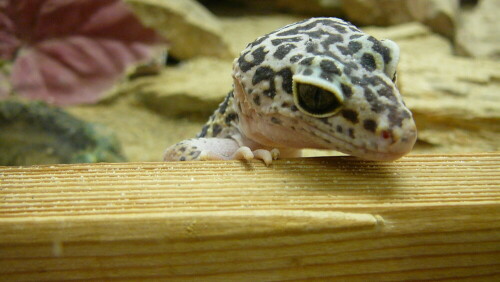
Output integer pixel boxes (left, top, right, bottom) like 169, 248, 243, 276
163, 138, 280, 166
232, 147, 280, 166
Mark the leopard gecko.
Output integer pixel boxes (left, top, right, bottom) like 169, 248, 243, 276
163, 17, 417, 165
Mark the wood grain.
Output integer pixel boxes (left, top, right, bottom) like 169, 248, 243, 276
1, 153, 499, 281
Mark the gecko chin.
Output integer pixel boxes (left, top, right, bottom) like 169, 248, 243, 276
303, 122, 417, 161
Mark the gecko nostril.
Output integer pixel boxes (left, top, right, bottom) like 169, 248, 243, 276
381, 130, 392, 140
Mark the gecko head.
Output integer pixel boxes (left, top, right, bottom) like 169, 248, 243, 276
288, 42, 417, 161
232, 18, 416, 161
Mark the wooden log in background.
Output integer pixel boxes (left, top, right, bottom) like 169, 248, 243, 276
0, 153, 499, 281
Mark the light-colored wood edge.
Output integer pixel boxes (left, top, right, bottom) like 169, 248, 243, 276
1, 153, 499, 281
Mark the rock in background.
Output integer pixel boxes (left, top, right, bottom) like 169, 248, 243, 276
455, 0, 500, 59
22, 0, 500, 162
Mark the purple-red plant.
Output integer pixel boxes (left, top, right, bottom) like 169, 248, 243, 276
0, 0, 164, 105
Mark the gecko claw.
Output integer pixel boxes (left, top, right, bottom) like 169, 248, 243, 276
231, 146, 254, 161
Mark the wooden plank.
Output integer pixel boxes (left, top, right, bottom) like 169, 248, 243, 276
0, 153, 499, 281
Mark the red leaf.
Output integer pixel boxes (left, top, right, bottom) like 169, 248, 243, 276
0, 0, 164, 105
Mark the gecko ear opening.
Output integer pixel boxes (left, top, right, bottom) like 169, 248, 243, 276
293, 82, 344, 118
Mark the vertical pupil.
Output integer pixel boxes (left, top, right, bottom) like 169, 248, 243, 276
297, 83, 340, 115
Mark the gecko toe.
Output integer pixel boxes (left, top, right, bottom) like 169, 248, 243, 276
232, 147, 254, 161
253, 149, 274, 166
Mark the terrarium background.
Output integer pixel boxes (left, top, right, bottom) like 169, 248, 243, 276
2, 0, 499, 164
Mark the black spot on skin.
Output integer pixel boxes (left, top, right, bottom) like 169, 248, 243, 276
368, 36, 391, 64
336, 125, 343, 133
248, 35, 268, 48
350, 34, 363, 40
276, 20, 319, 37
332, 24, 347, 34
190, 150, 201, 159
218, 93, 231, 114
319, 117, 331, 125
212, 124, 222, 137
348, 128, 355, 139
306, 42, 319, 54
348, 41, 362, 53
341, 109, 359, 124
253, 66, 293, 98
179, 146, 186, 152
336, 45, 351, 56
388, 106, 404, 127
271, 117, 281, 124
320, 34, 344, 51
351, 76, 362, 85
363, 88, 384, 113
238, 46, 268, 72
340, 83, 353, 98
281, 102, 290, 108
198, 125, 208, 137
277, 68, 293, 94
363, 119, 377, 132
343, 62, 359, 76
303, 69, 313, 76
225, 113, 238, 125
180, 156, 186, 161
371, 103, 384, 113
252, 67, 276, 99
378, 87, 396, 102
273, 44, 296, 60
291, 105, 298, 112
343, 66, 353, 75
361, 53, 377, 71
320, 73, 333, 82
290, 54, 303, 63
364, 75, 390, 87
304, 29, 325, 39
320, 60, 341, 76
364, 88, 375, 102
271, 36, 302, 46
300, 57, 314, 66
253, 95, 260, 105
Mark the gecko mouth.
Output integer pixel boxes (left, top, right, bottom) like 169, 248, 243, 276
306, 123, 417, 161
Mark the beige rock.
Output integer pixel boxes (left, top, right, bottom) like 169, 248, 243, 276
202, 0, 343, 16
69, 98, 205, 162
341, 0, 458, 38
134, 57, 234, 118
455, 0, 500, 59
273, 0, 343, 15
340, 0, 413, 26
125, 0, 232, 60
407, 0, 458, 39
219, 15, 306, 56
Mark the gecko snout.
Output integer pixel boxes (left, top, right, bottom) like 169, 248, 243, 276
374, 123, 417, 160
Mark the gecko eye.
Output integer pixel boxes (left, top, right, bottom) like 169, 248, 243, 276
293, 83, 343, 118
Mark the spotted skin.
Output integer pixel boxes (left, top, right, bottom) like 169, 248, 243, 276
164, 17, 417, 164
